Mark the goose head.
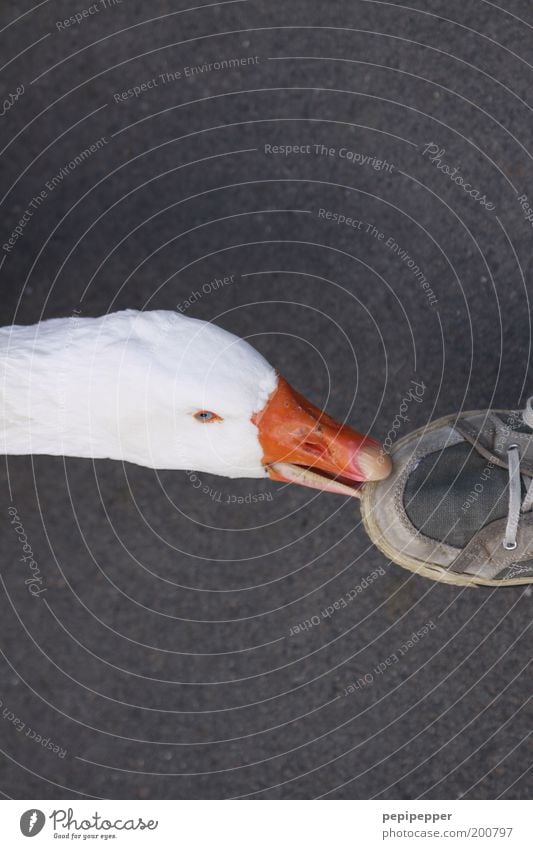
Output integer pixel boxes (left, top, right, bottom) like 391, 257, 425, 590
152, 312, 391, 495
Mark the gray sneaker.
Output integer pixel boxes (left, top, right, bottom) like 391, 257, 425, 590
361, 399, 533, 586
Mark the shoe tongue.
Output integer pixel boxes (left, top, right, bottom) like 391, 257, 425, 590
404, 442, 512, 549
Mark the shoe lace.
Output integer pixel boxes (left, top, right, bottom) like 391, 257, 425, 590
504, 397, 533, 550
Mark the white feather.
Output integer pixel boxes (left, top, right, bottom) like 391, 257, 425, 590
0, 310, 277, 478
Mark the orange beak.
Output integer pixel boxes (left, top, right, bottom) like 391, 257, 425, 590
252, 376, 392, 497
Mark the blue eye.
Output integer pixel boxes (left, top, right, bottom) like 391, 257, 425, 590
194, 410, 221, 423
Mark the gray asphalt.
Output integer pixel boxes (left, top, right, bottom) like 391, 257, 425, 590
0, 0, 531, 800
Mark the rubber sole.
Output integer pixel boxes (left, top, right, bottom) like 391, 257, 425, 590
361, 411, 533, 588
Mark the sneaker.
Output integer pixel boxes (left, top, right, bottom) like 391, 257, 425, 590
361, 399, 533, 586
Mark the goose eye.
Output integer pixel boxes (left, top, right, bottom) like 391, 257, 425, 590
193, 410, 222, 423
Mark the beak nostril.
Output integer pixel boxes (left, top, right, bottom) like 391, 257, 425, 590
302, 440, 326, 457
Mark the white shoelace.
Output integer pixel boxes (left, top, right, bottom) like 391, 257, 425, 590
503, 397, 533, 550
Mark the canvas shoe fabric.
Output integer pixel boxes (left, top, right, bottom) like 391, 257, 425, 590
361, 399, 533, 586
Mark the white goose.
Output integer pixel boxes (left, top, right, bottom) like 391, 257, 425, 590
0, 310, 390, 494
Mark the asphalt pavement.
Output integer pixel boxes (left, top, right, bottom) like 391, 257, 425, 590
0, 0, 531, 799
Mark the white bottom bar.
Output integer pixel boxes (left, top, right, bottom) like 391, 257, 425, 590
3, 799, 531, 848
